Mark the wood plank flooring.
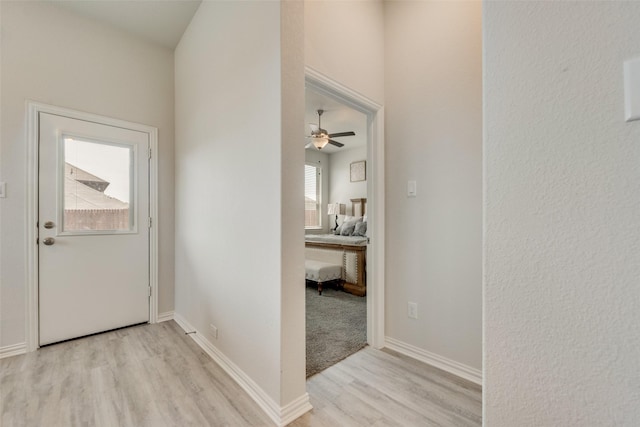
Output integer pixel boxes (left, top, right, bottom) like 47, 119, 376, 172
0, 322, 273, 427
0, 322, 481, 426
293, 348, 481, 427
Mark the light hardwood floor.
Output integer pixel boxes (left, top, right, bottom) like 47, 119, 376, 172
295, 348, 481, 427
1, 322, 481, 426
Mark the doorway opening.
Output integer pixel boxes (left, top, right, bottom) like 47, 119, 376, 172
303, 68, 385, 377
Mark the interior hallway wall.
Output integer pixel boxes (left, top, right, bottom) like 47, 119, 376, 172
305, 0, 384, 105
384, 1, 483, 372
306, 0, 482, 377
174, 0, 306, 415
0, 1, 175, 348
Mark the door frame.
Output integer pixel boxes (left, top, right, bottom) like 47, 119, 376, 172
305, 67, 386, 348
25, 101, 159, 352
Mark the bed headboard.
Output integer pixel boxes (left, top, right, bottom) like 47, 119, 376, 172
350, 198, 367, 217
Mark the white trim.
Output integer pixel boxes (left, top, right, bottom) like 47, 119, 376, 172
280, 393, 314, 427
385, 337, 482, 386
25, 101, 159, 351
0, 342, 27, 359
157, 311, 174, 322
173, 313, 312, 426
26, 102, 39, 352
148, 126, 159, 323
305, 66, 386, 348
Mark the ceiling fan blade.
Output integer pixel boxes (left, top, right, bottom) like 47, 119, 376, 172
305, 142, 314, 149
328, 139, 344, 148
328, 131, 355, 138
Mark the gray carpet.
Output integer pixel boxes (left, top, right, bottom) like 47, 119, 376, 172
306, 285, 367, 378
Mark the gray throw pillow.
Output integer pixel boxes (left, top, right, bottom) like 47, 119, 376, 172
341, 222, 356, 236
353, 221, 367, 237
335, 216, 363, 235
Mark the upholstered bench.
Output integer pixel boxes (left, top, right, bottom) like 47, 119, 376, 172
305, 260, 342, 295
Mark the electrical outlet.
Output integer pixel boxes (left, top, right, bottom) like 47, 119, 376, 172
209, 324, 218, 339
408, 302, 418, 319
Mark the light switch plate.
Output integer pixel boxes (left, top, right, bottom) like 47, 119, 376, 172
408, 180, 417, 197
624, 57, 640, 122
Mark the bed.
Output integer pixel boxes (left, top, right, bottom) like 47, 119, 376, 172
305, 198, 368, 296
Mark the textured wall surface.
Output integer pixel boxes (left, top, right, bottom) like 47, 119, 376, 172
485, 2, 640, 424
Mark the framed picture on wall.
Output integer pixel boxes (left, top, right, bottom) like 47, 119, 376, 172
350, 160, 366, 182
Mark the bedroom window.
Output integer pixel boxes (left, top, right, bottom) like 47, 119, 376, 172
305, 164, 321, 228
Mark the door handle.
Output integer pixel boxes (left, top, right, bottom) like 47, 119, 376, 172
43, 237, 55, 246
44, 221, 55, 229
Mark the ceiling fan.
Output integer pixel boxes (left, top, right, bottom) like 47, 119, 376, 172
306, 109, 355, 150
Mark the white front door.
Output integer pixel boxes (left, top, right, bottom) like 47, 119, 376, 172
38, 112, 150, 346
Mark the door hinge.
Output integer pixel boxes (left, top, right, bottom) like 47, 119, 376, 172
148, 286, 152, 297
148, 147, 152, 159
148, 217, 152, 228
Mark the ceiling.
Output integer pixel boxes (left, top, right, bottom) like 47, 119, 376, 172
49, 1, 366, 154
50, 0, 202, 49
305, 89, 367, 154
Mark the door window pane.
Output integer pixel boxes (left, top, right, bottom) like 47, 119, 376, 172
63, 137, 133, 232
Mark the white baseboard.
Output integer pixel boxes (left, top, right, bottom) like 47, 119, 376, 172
157, 311, 174, 322
173, 313, 311, 426
0, 342, 27, 359
280, 392, 313, 426
385, 337, 482, 386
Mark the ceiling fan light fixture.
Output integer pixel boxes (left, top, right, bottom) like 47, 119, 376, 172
312, 136, 329, 150
306, 109, 354, 150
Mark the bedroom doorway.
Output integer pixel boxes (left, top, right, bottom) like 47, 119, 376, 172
304, 68, 384, 377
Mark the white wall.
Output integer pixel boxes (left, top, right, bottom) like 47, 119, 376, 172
174, 0, 306, 413
305, 0, 482, 376
305, 0, 384, 105
305, 149, 330, 234
279, 0, 306, 408
329, 146, 367, 217
485, 2, 640, 424
0, 1, 175, 348
384, 1, 483, 371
